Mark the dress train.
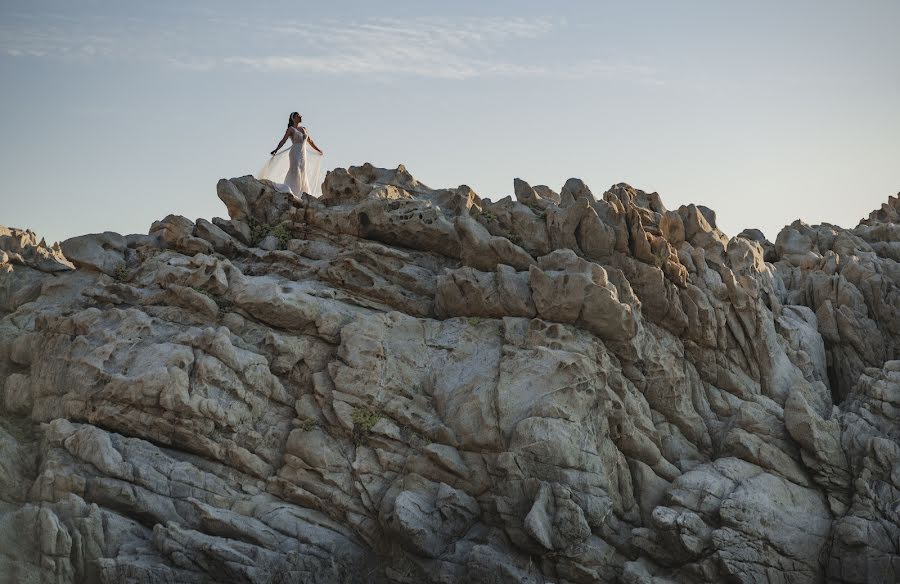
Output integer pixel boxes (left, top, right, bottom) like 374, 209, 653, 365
257, 127, 323, 197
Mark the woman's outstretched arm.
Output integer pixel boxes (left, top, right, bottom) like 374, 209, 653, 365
307, 134, 323, 155
271, 129, 290, 155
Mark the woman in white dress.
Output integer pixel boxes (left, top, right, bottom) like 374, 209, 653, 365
258, 112, 324, 197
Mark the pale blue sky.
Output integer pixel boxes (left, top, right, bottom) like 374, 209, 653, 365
1, 1, 898, 244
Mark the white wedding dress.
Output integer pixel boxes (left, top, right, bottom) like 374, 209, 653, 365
257, 126, 324, 197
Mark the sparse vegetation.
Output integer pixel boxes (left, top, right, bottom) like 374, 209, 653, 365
297, 419, 318, 432
272, 224, 291, 249
351, 407, 380, 444
247, 218, 292, 249
248, 218, 270, 246
467, 317, 482, 326
351, 407, 379, 431
113, 262, 129, 282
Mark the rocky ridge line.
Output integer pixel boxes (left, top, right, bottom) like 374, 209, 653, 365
0, 164, 898, 583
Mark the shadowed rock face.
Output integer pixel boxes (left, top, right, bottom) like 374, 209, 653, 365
0, 164, 898, 584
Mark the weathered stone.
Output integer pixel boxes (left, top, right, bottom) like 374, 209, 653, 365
1, 226, 73, 273
216, 177, 251, 221
3, 163, 900, 584
60, 231, 127, 276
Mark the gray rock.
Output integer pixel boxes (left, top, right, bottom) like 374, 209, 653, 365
3, 164, 900, 583
60, 231, 126, 275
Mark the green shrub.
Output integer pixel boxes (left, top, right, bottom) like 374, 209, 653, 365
247, 219, 291, 249
297, 419, 318, 432
351, 407, 380, 444
248, 218, 270, 246
113, 263, 129, 282
272, 224, 291, 249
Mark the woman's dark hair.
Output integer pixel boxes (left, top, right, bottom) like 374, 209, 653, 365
287, 112, 300, 128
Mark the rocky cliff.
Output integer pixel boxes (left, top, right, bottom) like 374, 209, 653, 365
1, 165, 898, 583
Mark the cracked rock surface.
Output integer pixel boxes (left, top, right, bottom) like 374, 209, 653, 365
1, 164, 899, 583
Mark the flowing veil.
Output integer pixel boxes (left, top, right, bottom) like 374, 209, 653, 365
257, 145, 324, 198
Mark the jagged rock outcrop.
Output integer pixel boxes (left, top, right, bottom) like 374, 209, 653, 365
0, 226, 74, 314
1, 163, 898, 583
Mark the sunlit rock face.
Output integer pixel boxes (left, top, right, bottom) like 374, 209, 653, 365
1, 164, 898, 584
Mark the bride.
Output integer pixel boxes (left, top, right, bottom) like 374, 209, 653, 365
257, 112, 324, 197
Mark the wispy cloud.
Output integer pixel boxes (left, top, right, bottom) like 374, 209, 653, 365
204, 17, 553, 79
0, 12, 145, 62
0, 12, 662, 83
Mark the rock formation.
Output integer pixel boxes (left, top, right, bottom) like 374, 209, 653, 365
1, 164, 898, 583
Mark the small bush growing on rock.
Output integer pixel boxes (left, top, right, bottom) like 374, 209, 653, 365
297, 419, 318, 432
272, 224, 291, 249
248, 218, 270, 246
247, 219, 291, 249
351, 407, 380, 444
113, 263, 129, 281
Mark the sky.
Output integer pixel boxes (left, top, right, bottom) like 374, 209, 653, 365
1, 0, 898, 244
